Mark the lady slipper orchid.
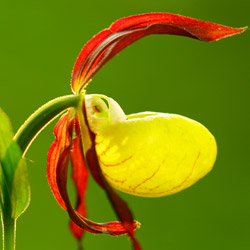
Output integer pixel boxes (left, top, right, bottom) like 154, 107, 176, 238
46, 13, 246, 249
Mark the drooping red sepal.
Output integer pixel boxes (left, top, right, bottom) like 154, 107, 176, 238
71, 12, 247, 92
69, 119, 89, 241
81, 103, 142, 249
48, 113, 139, 237
55, 143, 139, 236
47, 111, 74, 211
85, 142, 142, 250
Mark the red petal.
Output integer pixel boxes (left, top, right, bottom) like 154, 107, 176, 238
47, 114, 134, 236
56, 144, 139, 236
47, 112, 74, 210
47, 113, 138, 237
71, 12, 247, 92
82, 104, 142, 249
69, 119, 89, 241
86, 147, 142, 249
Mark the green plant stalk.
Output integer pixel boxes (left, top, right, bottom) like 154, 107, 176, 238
1, 212, 15, 250
14, 94, 80, 155
3, 218, 15, 250
1, 182, 15, 250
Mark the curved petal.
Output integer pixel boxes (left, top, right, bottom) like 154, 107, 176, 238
69, 119, 89, 241
71, 12, 247, 92
80, 102, 142, 250
56, 140, 139, 236
85, 138, 142, 250
95, 112, 217, 197
47, 112, 134, 237
47, 111, 74, 210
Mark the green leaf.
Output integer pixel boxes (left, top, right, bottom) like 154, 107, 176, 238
0, 108, 30, 219
0, 108, 13, 159
11, 158, 30, 219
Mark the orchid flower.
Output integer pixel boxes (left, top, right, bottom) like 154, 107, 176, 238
46, 13, 246, 250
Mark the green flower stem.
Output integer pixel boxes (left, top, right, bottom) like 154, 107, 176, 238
14, 94, 80, 155
1, 182, 16, 250
2, 212, 15, 250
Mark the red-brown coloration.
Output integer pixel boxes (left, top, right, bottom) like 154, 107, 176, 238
85, 147, 142, 250
132, 165, 162, 192
83, 103, 142, 250
99, 154, 133, 167
164, 152, 201, 194
47, 112, 73, 211
71, 12, 247, 93
47, 111, 140, 244
103, 172, 127, 184
69, 119, 89, 241
55, 146, 139, 235
110, 152, 201, 197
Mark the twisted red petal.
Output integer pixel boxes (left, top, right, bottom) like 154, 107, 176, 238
47, 111, 73, 210
82, 104, 142, 250
86, 147, 142, 249
47, 114, 138, 237
71, 12, 247, 92
56, 142, 139, 236
69, 119, 89, 241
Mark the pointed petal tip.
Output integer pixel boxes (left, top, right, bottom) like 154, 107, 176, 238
233, 25, 248, 35
238, 26, 248, 35
212, 25, 248, 41
241, 26, 248, 31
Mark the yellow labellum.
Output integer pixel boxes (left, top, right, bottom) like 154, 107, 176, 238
85, 95, 217, 197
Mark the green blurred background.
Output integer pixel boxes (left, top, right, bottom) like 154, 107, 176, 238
1, 0, 249, 249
